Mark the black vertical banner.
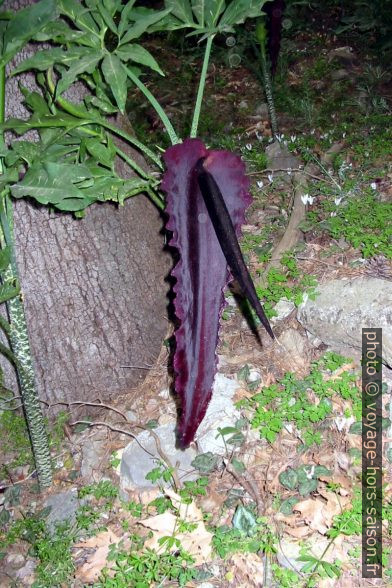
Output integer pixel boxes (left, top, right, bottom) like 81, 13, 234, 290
362, 328, 383, 578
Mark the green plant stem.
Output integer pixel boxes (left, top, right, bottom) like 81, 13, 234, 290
46, 70, 163, 171
190, 34, 214, 138
126, 67, 179, 146
259, 45, 278, 138
0, 64, 52, 489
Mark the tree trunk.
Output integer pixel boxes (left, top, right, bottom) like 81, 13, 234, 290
2, 0, 170, 409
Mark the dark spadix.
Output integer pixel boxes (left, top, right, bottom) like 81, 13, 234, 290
162, 139, 273, 448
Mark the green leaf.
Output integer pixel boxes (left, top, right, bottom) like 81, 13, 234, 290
0, 508, 11, 526
101, 54, 127, 113
349, 421, 362, 435
5, 141, 38, 167
204, 0, 226, 26
165, 0, 194, 25
279, 468, 298, 490
11, 162, 91, 206
97, 0, 117, 34
119, 8, 172, 43
219, 0, 267, 29
117, 44, 163, 75
19, 87, 51, 116
11, 48, 73, 76
191, 452, 219, 473
85, 138, 115, 168
0, 113, 83, 135
280, 496, 300, 515
298, 478, 318, 496
314, 466, 332, 478
232, 505, 257, 535
57, 51, 103, 95
0, 279, 20, 304
1, 0, 58, 65
32, 20, 89, 44
0, 246, 10, 271
191, 0, 205, 25
118, 0, 137, 36
58, 0, 100, 36
55, 197, 95, 212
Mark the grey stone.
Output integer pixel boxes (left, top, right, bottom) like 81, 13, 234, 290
44, 489, 79, 534
120, 423, 198, 494
265, 141, 299, 171
298, 278, 392, 365
81, 433, 108, 479
271, 298, 296, 322
196, 374, 241, 455
276, 539, 304, 572
6, 553, 25, 569
327, 46, 355, 63
277, 328, 309, 373
120, 374, 242, 493
331, 68, 350, 81
255, 102, 269, 118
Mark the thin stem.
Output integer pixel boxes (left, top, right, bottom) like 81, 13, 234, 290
190, 34, 214, 138
126, 67, 179, 146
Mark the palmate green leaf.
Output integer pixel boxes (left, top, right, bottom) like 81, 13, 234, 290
11, 48, 69, 76
0, 113, 84, 135
0, 279, 20, 304
32, 20, 89, 44
202, 0, 226, 27
1, 0, 58, 65
84, 138, 115, 168
219, 0, 267, 28
57, 51, 103, 95
5, 141, 39, 167
55, 196, 95, 211
19, 87, 51, 116
118, 0, 137, 37
11, 162, 91, 206
119, 8, 172, 44
165, 0, 194, 25
101, 54, 127, 113
117, 44, 163, 75
96, 0, 117, 34
58, 0, 100, 36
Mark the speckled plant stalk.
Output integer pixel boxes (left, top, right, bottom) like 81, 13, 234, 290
256, 21, 279, 138
0, 64, 52, 489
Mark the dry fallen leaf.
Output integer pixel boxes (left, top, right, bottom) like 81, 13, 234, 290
228, 552, 264, 587
138, 489, 212, 565
74, 530, 121, 583
294, 498, 329, 534
284, 525, 311, 538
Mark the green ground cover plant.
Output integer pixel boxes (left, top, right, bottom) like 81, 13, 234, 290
238, 352, 361, 446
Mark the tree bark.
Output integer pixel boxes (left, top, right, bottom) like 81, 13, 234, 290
2, 0, 171, 408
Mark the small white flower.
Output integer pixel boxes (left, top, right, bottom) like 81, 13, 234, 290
246, 143, 252, 151
335, 197, 342, 205
267, 173, 273, 183
255, 131, 262, 141
290, 135, 296, 142
330, 211, 337, 217
310, 129, 315, 135
287, 168, 292, 176
342, 132, 346, 138
301, 193, 314, 205
370, 182, 377, 190
257, 180, 264, 188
